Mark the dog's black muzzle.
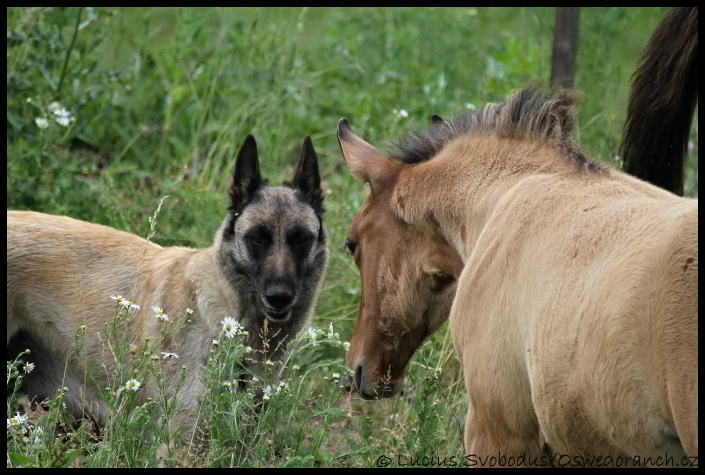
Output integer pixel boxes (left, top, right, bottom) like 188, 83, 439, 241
263, 281, 296, 321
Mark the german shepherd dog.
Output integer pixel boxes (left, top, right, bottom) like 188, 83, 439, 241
7, 134, 328, 439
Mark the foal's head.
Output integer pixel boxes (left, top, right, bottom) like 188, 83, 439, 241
338, 119, 462, 399
339, 86, 596, 400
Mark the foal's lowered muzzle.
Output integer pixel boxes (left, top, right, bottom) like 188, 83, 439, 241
352, 364, 397, 400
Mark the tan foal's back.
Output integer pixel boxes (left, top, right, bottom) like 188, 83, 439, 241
450, 168, 698, 462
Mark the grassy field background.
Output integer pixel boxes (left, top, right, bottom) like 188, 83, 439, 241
7, 7, 697, 468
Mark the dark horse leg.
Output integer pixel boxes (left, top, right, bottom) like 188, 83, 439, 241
620, 7, 698, 196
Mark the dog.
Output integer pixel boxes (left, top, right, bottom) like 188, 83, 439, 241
7, 133, 329, 440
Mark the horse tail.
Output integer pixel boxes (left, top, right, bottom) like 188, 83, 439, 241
620, 7, 698, 196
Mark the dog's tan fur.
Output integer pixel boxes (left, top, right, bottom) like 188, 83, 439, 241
338, 87, 698, 466
7, 134, 328, 442
7, 211, 248, 423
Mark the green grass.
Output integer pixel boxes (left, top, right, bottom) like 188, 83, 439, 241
7, 7, 697, 468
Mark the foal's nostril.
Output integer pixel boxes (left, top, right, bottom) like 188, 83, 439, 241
354, 364, 363, 392
265, 286, 293, 309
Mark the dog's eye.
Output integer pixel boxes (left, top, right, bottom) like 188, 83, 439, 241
248, 232, 268, 248
290, 231, 313, 248
345, 239, 357, 256
246, 225, 271, 248
288, 227, 314, 250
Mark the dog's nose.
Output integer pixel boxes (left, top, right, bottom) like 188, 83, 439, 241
265, 285, 293, 310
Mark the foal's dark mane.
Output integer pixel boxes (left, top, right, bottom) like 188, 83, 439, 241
390, 85, 604, 172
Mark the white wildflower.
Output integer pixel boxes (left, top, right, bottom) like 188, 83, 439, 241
262, 385, 272, 401
7, 412, 29, 430
308, 327, 318, 347
152, 305, 170, 322
125, 379, 141, 391
221, 316, 243, 339
120, 300, 140, 311
47, 102, 61, 113
55, 115, 70, 127
54, 106, 70, 118
261, 381, 288, 401
37, 101, 75, 128
276, 381, 289, 394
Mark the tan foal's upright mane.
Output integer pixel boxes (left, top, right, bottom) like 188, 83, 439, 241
390, 85, 605, 173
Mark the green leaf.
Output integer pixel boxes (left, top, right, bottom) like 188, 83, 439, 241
8, 453, 38, 468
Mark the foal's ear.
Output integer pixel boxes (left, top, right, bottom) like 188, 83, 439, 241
229, 134, 263, 214
291, 135, 324, 214
337, 118, 399, 185
431, 113, 447, 126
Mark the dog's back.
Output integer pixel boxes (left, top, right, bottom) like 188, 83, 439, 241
8, 210, 173, 344
8, 210, 159, 317
8, 211, 176, 421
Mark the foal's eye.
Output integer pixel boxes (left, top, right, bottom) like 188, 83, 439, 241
430, 273, 455, 292
345, 239, 357, 256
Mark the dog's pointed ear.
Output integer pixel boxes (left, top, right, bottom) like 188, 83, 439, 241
229, 134, 263, 215
292, 135, 324, 214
